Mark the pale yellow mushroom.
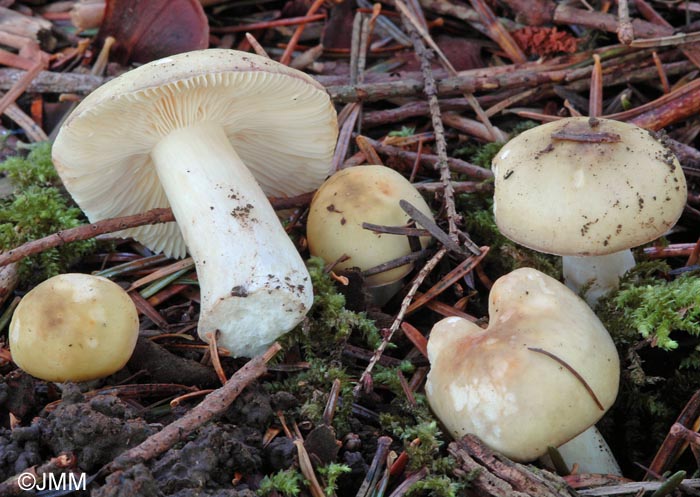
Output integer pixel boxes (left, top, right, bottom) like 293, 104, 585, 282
425, 267, 620, 461
9, 273, 139, 382
493, 117, 687, 304
307, 165, 434, 300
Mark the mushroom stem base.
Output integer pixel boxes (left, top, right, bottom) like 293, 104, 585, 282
151, 122, 313, 357
562, 250, 635, 306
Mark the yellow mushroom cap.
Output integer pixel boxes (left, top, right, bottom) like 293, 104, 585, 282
425, 267, 620, 461
493, 117, 687, 256
306, 165, 434, 286
9, 273, 139, 382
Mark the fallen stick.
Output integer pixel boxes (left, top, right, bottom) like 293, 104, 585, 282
106, 342, 280, 472
0, 208, 175, 267
0, 192, 315, 267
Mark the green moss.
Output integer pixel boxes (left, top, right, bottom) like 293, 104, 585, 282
317, 463, 351, 497
258, 468, 305, 497
454, 141, 503, 169
0, 143, 96, 283
282, 257, 381, 359
1, 142, 58, 188
406, 475, 465, 497
453, 120, 538, 168
596, 262, 700, 471
388, 126, 416, 138
610, 270, 700, 351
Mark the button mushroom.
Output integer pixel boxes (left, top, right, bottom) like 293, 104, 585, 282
52, 49, 338, 357
306, 165, 434, 301
9, 273, 139, 382
425, 267, 620, 462
492, 117, 687, 304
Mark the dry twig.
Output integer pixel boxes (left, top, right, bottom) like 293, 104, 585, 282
106, 343, 280, 472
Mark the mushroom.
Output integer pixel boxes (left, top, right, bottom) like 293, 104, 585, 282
52, 49, 338, 357
425, 267, 619, 462
492, 117, 687, 305
9, 273, 139, 382
306, 165, 434, 301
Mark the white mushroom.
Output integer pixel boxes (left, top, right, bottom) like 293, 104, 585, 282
492, 117, 687, 305
425, 267, 620, 462
52, 49, 338, 357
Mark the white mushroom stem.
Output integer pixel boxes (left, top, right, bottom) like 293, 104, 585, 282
553, 427, 622, 476
151, 122, 313, 358
562, 250, 636, 306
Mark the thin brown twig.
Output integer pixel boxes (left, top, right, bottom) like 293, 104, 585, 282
360, 135, 493, 180
399, 8, 459, 241
106, 343, 280, 472
528, 347, 605, 411
469, 0, 526, 63
205, 331, 228, 385
245, 33, 270, 58
589, 54, 603, 117
279, 0, 326, 65
395, 0, 501, 143
0, 60, 43, 117
406, 246, 489, 314
212, 13, 326, 34
354, 247, 447, 396
617, 0, 634, 45
652, 51, 670, 93
0, 192, 315, 267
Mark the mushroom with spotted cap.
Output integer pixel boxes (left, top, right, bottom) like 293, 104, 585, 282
9, 273, 139, 382
306, 165, 434, 302
52, 49, 338, 357
492, 117, 687, 304
425, 267, 619, 462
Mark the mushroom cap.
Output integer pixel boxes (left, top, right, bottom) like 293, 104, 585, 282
425, 267, 620, 461
9, 273, 139, 382
492, 117, 687, 256
52, 49, 338, 258
306, 165, 434, 286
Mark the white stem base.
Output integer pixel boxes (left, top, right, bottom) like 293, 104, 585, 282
152, 122, 313, 357
554, 426, 622, 476
562, 250, 635, 306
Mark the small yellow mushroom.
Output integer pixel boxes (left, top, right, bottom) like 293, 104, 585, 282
10, 273, 139, 382
307, 165, 434, 300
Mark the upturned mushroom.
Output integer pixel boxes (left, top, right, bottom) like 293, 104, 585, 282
9, 273, 139, 382
425, 267, 619, 462
306, 165, 434, 301
52, 49, 338, 357
492, 117, 687, 304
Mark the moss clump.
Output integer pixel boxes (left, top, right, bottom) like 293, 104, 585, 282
388, 126, 416, 138
406, 475, 465, 497
283, 257, 381, 359
258, 468, 305, 497
597, 262, 700, 473
453, 120, 538, 168
610, 270, 700, 351
317, 463, 351, 496
0, 143, 95, 281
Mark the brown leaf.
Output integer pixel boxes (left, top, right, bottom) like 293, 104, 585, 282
97, 0, 209, 65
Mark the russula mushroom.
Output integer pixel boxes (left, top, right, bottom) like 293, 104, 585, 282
425, 267, 619, 462
9, 273, 139, 382
306, 165, 434, 300
52, 49, 338, 358
492, 117, 687, 304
